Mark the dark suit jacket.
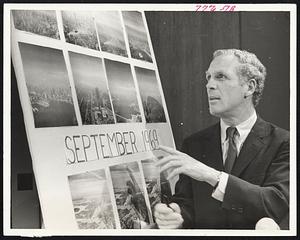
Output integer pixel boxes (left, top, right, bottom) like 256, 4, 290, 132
172, 117, 289, 229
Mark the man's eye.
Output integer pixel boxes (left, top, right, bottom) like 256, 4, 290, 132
216, 74, 226, 80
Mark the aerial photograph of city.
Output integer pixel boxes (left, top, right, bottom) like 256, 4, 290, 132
12, 10, 60, 39
62, 11, 99, 50
110, 162, 150, 229
135, 67, 166, 123
68, 170, 116, 229
95, 11, 128, 57
105, 59, 142, 123
122, 11, 152, 63
156, 156, 173, 205
141, 158, 160, 220
69, 52, 115, 125
19, 42, 78, 127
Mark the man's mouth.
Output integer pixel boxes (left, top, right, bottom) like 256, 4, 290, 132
209, 96, 221, 101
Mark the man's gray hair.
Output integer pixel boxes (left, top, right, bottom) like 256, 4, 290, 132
213, 49, 267, 106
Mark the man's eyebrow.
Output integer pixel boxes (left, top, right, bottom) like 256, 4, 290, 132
206, 70, 226, 75
215, 70, 227, 75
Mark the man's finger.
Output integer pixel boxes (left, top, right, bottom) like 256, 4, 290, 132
155, 155, 180, 167
155, 211, 181, 220
154, 203, 174, 215
169, 202, 181, 214
157, 224, 181, 229
159, 160, 182, 173
155, 218, 182, 226
159, 145, 184, 155
167, 166, 184, 180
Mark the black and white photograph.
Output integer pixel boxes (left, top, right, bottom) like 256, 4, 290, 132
62, 11, 99, 50
95, 11, 128, 57
18, 42, 78, 127
122, 11, 152, 63
110, 162, 150, 229
12, 10, 60, 39
69, 52, 115, 125
7, 4, 296, 236
104, 59, 142, 123
135, 67, 166, 123
68, 170, 116, 229
141, 158, 160, 218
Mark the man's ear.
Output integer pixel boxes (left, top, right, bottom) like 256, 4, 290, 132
245, 78, 256, 97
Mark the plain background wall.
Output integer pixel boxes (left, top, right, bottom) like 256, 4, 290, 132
145, 11, 290, 149
11, 65, 41, 228
11, 11, 290, 228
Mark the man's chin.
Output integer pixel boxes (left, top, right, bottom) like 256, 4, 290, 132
209, 108, 222, 117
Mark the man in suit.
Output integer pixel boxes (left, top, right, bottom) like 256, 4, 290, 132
154, 49, 289, 229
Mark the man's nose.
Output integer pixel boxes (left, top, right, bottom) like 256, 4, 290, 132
206, 79, 217, 90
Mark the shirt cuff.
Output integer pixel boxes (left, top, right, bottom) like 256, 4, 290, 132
211, 172, 229, 202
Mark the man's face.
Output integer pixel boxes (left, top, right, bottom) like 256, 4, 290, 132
206, 54, 248, 119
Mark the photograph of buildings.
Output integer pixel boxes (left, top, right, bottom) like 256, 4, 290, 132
110, 162, 150, 229
105, 59, 142, 123
62, 11, 99, 50
18, 42, 78, 127
141, 159, 160, 220
69, 52, 115, 125
157, 156, 172, 204
95, 11, 128, 57
135, 67, 166, 123
68, 170, 116, 229
122, 11, 152, 63
12, 10, 60, 39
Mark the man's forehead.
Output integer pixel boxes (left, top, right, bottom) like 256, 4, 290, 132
207, 54, 240, 72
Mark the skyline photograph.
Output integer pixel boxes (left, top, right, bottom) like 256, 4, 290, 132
12, 10, 60, 39
69, 52, 115, 125
95, 11, 128, 57
110, 162, 150, 229
18, 42, 78, 128
68, 170, 116, 229
122, 11, 152, 63
141, 158, 160, 221
156, 156, 172, 202
105, 59, 142, 123
135, 67, 166, 123
62, 11, 99, 50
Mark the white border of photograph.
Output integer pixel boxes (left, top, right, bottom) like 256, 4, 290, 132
3, 3, 297, 237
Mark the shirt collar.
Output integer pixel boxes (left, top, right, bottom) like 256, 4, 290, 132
220, 111, 257, 144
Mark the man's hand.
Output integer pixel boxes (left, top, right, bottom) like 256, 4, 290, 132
156, 145, 220, 186
154, 203, 183, 229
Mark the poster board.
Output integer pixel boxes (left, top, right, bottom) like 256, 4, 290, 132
10, 6, 175, 230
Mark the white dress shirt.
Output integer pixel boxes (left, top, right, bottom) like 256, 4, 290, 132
212, 111, 257, 201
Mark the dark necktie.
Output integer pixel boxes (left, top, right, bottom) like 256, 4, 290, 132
224, 127, 238, 173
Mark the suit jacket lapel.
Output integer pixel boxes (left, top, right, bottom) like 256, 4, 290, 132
231, 117, 271, 176
202, 123, 224, 171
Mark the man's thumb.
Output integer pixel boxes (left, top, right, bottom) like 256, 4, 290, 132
169, 202, 181, 214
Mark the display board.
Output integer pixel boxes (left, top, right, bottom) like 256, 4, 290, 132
11, 8, 175, 230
